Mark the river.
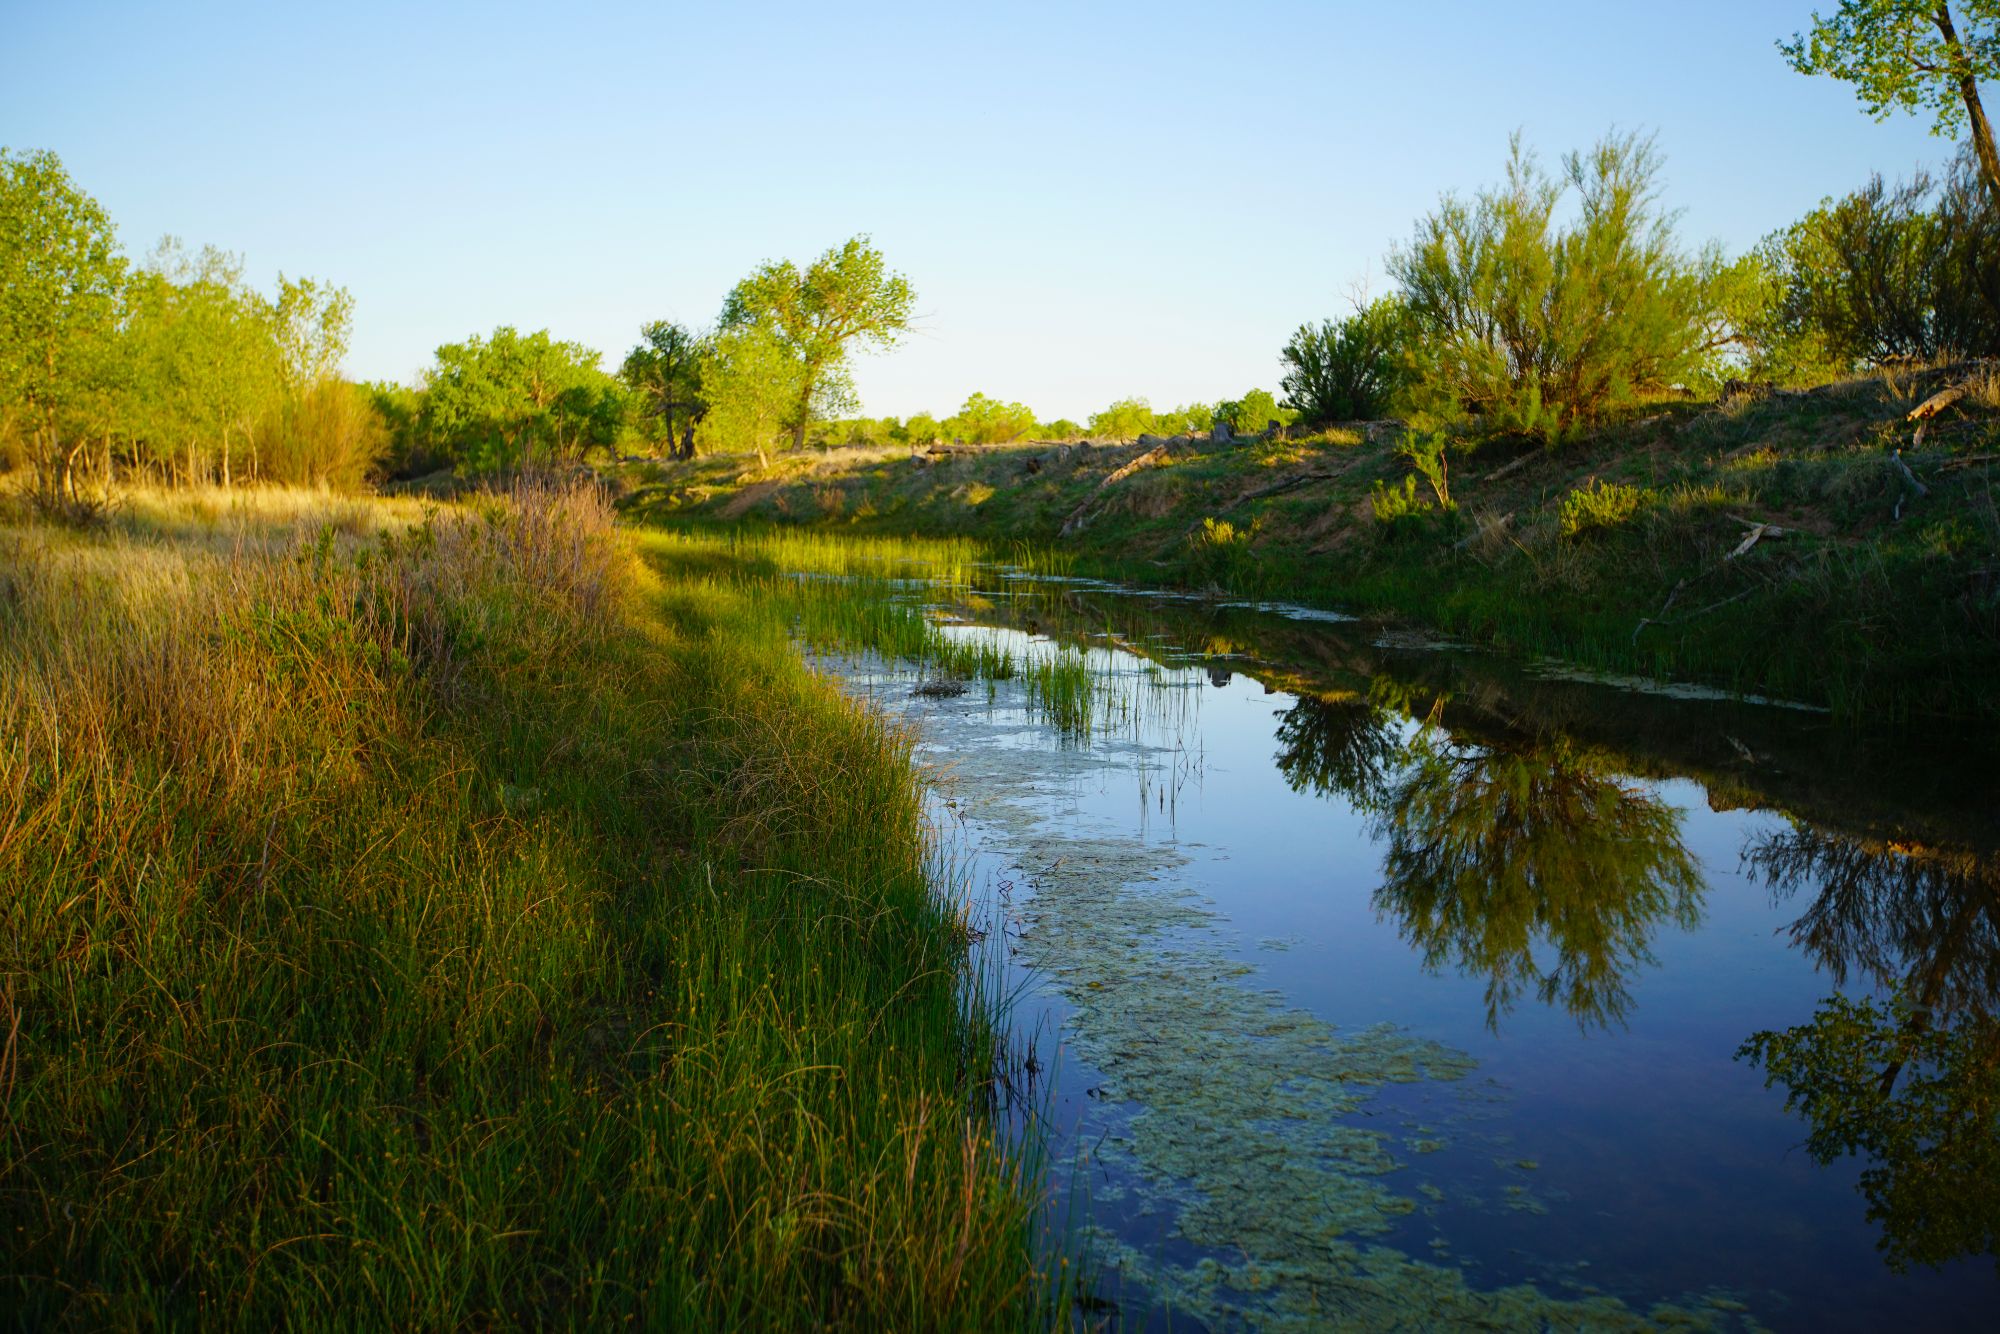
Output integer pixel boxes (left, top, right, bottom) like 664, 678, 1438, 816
804, 564, 1999, 1331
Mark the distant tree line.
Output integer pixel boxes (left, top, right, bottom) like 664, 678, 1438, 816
10, 1, 1995, 509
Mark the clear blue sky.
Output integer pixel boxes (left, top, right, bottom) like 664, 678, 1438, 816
0, 1, 1960, 420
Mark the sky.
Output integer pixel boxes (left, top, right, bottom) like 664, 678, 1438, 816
0, 1, 1964, 421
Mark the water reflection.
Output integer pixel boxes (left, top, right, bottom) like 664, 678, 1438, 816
1741, 829, 2000, 1273
1272, 688, 1401, 809
1276, 691, 1706, 1030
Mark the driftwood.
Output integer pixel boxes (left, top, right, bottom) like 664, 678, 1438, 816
1482, 450, 1541, 484
1452, 511, 1514, 552
1891, 448, 1929, 521
1908, 380, 1972, 424
1233, 469, 1342, 506
1633, 516, 1785, 642
1058, 443, 1171, 536
1632, 584, 1758, 644
1725, 517, 1789, 561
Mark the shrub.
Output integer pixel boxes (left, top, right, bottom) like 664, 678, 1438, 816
260, 378, 391, 488
1281, 297, 1412, 423
1391, 131, 1739, 442
1559, 479, 1654, 537
1762, 149, 2000, 367
1187, 515, 1258, 583
1371, 475, 1428, 523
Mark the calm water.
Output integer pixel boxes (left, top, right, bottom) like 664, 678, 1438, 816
810, 567, 1999, 1331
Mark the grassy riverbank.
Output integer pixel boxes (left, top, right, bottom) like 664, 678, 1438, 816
0, 484, 1047, 1328
612, 367, 2000, 724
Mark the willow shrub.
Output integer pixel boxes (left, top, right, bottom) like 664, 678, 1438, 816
1762, 149, 2000, 369
1279, 297, 1413, 425
1391, 131, 1743, 443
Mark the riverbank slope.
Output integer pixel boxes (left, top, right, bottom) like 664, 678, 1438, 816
613, 367, 2000, 723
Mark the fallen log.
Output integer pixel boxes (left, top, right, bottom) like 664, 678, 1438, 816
1891, 448, 1929, 521
1907, 381, 1973, 423
1482, 450, 1541, 484
1058, 443, 1172, 536
1725, 518, 1789, 561
1233, 469, 1343, 506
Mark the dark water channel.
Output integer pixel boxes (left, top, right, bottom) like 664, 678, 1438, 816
810, 567, 2000, 1331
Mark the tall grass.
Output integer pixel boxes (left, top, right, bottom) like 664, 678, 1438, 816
0, 482, 1050, 1327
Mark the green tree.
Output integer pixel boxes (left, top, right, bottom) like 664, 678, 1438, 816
621, 320, 708, 459
1281, 297, 1412, 424
942, 392, 1037, 444
0, 147, 126, 517
696, 323, 803, 466
422, 326, 622, 472
1782, 1, 2000, 209
1087, 397, 1156, 440
121, 239, 284, 487
1760, 153, 2000, 364
719, 235, 915, 452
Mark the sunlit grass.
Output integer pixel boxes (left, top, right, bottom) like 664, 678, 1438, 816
0, 482, 1055, 1327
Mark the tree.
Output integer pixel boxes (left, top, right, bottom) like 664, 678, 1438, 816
1782, 2, 2000, 209
719, 235, 915, 451
422, 326, 622, 472
1087, 397, 1156, 441
271, 274, 354, 391
0, 148, 125, 518
942, 392, 1036, 444
621, 320, 708, 458
1222, 388, 1289, 435
1281, 297, 1412, 424
696, 323, 803, 466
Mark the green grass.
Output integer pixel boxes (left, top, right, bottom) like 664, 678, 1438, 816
0, 483, 1054, 1328
610, 371, 2000, 724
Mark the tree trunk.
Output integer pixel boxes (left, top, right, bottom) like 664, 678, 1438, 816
1937, 3, 2000, 211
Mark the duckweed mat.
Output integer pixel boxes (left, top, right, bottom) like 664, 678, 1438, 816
824, 651, 1769, 1332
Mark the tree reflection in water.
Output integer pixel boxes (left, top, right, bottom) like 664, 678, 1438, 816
1274, 691, 1705, 1030
1739, 827, 2000, 1274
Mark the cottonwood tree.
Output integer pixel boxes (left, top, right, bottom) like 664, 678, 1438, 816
1783, 2, 2000, 208
423, 327, 623, 472
696, 323, 804, 467
124, 240, 286, 487
0, 148, 125, 518
620, 320, 707, 458
942, 392, 1037, 444
719, 236, 915, 451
